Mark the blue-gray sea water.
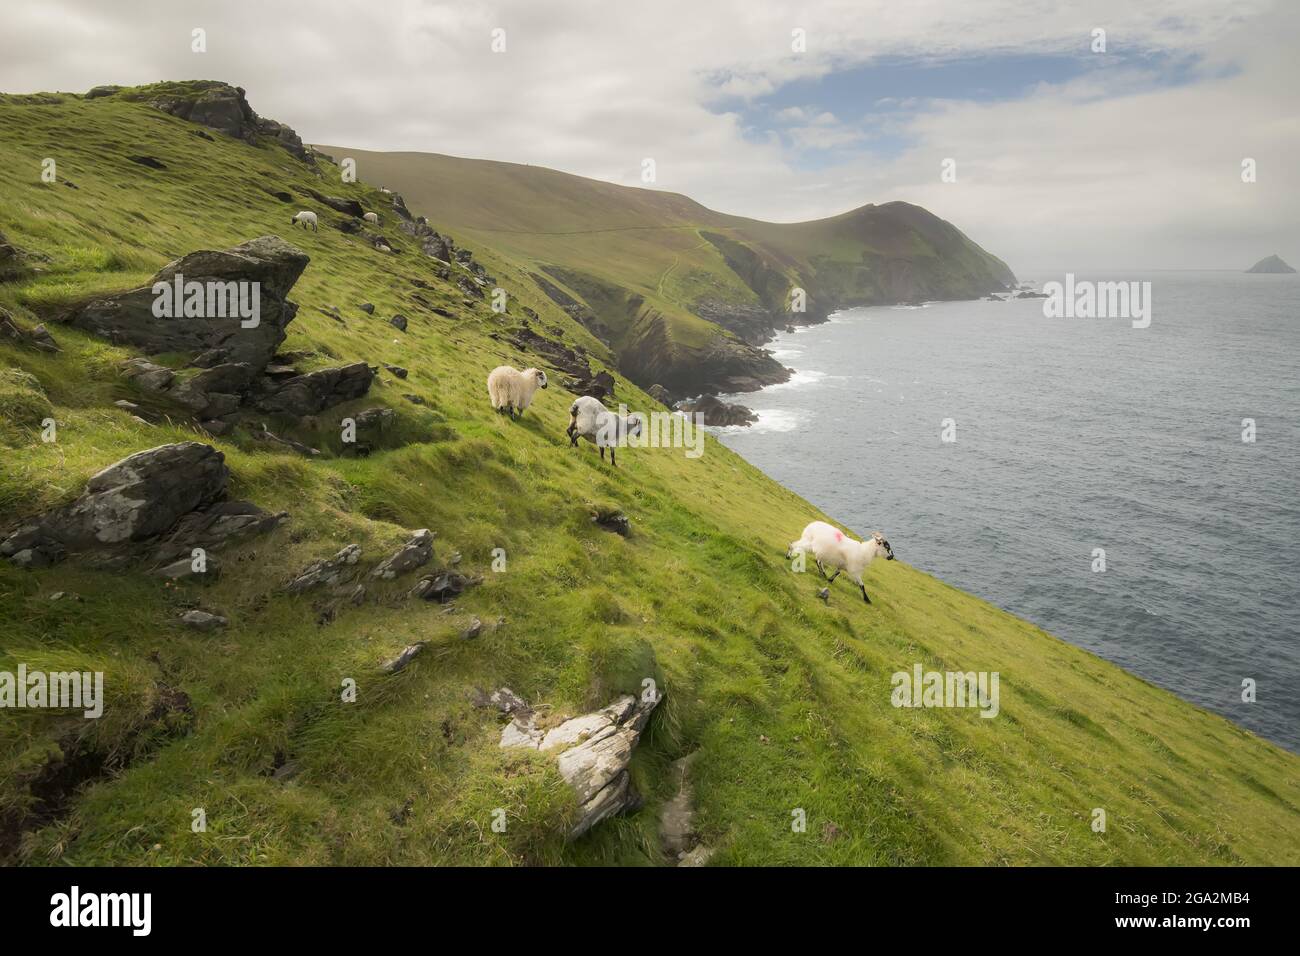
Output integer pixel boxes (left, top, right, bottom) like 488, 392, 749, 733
717, 272, 1300, 752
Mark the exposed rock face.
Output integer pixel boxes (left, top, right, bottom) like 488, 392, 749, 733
659, 752, 703, 863
59, 236, 309, 370
284, 544, 362, 594
305, 189, 365, 218
677, 394, 757, 428
409, 570, 478, 603
255, 362, 374, 416
135, 82, 316, 165
1245, 254, 1296, 274
371, 529, 434, 580
1, 230, 51, 282
0, 442, 284, 569
381, 642, 427, 674
592, 508, 631, 537
646, 384, 673, 406
498, 692, 662, 839
0, 307, 59, 352
180, 610, 228, 631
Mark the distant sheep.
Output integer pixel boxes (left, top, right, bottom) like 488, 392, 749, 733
487, 365, 548, 418
363, 212, 379, 224
567, 395, 644, 468
787, 521, 894, 604
290, 211, 318, 232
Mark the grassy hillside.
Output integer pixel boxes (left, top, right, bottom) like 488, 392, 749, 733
1, 85, 1298, 866
318, 147, 1015, 396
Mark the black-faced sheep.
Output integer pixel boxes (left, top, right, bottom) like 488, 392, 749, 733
787, 520, 894, 604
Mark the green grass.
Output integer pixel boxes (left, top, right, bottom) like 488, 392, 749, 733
316, 147, 1015, 374
1, 86, 1297, 866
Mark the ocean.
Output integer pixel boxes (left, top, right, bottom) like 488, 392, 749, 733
717, 272, 1300, 752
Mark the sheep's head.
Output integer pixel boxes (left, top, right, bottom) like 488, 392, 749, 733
529, 368, 548, 389
871, 531, 895, 560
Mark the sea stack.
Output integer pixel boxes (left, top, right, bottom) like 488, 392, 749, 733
1245, 254, 1296, 273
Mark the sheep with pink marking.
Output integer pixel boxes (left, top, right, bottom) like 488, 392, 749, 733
787, 520, 894, 604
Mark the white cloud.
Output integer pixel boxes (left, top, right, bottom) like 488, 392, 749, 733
0, 0, 1293, 271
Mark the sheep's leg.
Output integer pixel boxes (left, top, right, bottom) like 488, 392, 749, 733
860, 584, 871, 604
826, 569, 840, 584
610, 447, 617, 468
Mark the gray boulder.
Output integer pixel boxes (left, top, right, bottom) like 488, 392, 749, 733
59, 236, 309, 370
256, 362, 374, 416
371, 529, 434, 580
499, 691, 662, 839
284, 544, 362, 594
180, 609, 228, 631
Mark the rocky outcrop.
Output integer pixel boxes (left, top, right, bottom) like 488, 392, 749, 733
255, 362, 374, 416
126, 81, 316, 166
1, 307, 59, 352
677, 394, 757, 427
381, 642, 427, 674
0, 442, 284, 569
409, 570, 478, 603
1, 230, 47, 281
592, 508, 631, 537
1245, 254, 1296, 274
497, 691, 661, 839
371, 529, 434, 580
59, 236, 308, 369
659, 752, 707, 864
284, 544, 362, 594
305, 189, 365, 218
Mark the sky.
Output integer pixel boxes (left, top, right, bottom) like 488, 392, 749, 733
0, 0, 1296, 272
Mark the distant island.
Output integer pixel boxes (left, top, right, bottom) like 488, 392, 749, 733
1245, 254, 1296, 273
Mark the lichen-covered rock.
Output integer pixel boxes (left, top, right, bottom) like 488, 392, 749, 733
499, 691, 662, 839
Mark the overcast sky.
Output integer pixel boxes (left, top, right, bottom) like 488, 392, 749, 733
1, 0, 1295, 272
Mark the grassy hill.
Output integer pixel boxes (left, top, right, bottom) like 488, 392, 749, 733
1, 83, 1297, 866
318, 146, 1015, 397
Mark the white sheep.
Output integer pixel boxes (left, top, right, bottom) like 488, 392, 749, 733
486, 365, 548, 418
567, 395, 644, 468
363, 212, 379, 224
787, 521, 894, 604
290, 211, 318, 232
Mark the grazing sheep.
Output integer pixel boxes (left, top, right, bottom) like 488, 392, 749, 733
567, 395, 644, 468
786, 521, 894, 604
486, 365, 548, 418
290, 211, 318, 232
363, 212, 379, 224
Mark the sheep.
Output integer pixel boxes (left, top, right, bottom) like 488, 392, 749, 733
363, 212, 379, 224
786, 520, 894, 604
290, 211, 318, 232
486, 365, 548, 418
567, 395, 644, 468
